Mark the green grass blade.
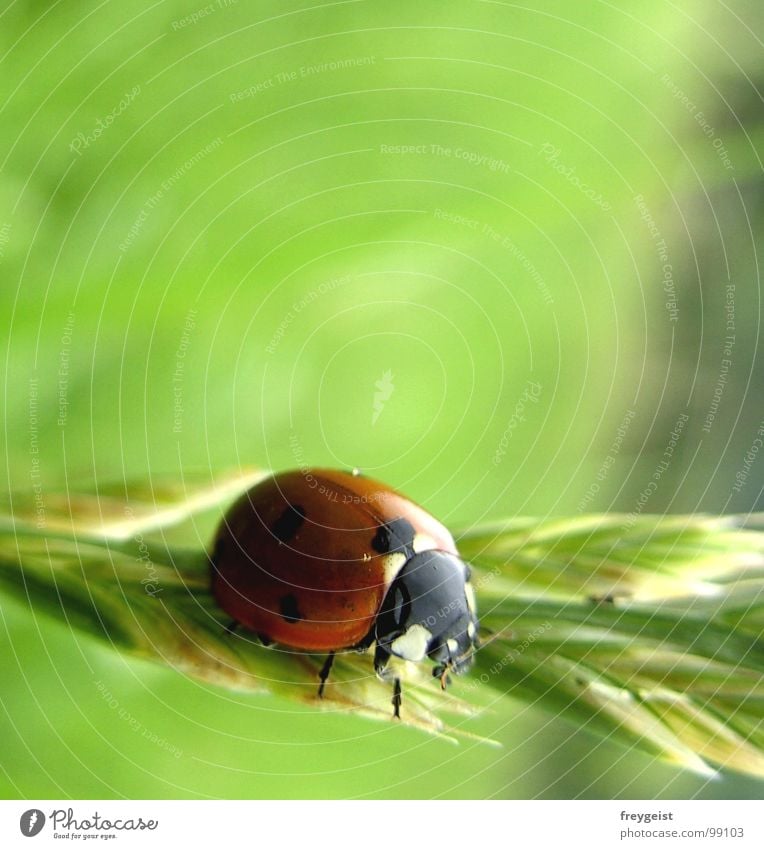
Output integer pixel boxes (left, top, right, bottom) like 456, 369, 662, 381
458, 514, 764, 601
465, 514, 764, 777
0, 530, 484, 744
0, 468, 269, 541
2, 496, 763, 773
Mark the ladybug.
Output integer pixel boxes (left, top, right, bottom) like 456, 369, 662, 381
210, 468, 479, 717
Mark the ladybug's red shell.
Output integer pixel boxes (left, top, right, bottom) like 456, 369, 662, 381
211, 469, 458, 651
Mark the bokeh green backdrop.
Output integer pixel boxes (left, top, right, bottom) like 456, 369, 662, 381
1, 0, 763, 798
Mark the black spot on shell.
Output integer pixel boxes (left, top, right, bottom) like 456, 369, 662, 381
371, 517, 416, 554
272, 503, 306, 543
280, 594, 305, 624
371, 526, 389, 553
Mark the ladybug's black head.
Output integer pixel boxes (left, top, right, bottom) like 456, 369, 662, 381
374, 550, 479, 677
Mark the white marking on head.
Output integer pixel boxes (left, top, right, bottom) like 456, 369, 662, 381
412, 534, 437, 553
390, 624, 432, 662
467, 620, 477, 639
447, 638, 459, 654
381, 552, 407, 586
465, 582, 477, 615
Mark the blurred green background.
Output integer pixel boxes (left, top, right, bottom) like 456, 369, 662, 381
1, 0, 763, 799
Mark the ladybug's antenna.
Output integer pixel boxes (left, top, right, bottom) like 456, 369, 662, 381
433, 653, 457, 690
444, 626, 513, 680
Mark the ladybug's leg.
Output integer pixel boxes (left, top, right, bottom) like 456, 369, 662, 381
317, 651, 336, 698
432, 663, 451, 690
351, 631, 375, 654
433, 644, 454, 690
373, 644, 390, 677
374, 645, 402, 719
391, 678, 402, 719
